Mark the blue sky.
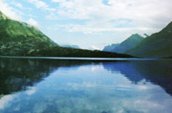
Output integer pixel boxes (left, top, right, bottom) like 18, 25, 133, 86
0, 0, 172, 50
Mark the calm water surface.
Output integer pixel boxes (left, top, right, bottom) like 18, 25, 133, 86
0, 58, 172, 113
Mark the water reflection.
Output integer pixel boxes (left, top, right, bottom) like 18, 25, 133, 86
0, 58, 90, 95
103, 60, 172, 95
0, 58, 172, 113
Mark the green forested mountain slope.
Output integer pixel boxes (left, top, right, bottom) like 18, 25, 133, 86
0, 11, 57, 55
127, 22, 172, 57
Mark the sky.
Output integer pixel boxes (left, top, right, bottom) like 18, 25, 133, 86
0, 0, 172, 50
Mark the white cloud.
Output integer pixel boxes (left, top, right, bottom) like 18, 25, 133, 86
28, 18, 39, 27
55, 24, 158, 35
0, 95, 16, 110
15, 3, 23, 9
0, 0, 21, 20
51, 0, 172, 34
28, 0, 48, 9
90, 45, 101, 50
52, 0, 66, 3
26, 87, 37, 95
54, 0, 172, 21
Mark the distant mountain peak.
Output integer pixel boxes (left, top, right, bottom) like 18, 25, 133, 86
103, 43, 120, 52
118, 33, 143, 46
129, 33, 143, 40
131, 33, 140, 36
102, 33, 143, 54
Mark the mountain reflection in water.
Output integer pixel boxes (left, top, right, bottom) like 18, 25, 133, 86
0, 58, 172, 113
103, 60, 172, 95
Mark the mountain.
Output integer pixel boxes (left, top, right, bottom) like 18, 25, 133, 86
0, 11, 131, 58
103, 34, 144, 54
0, 11, 57, 56
127, 22, 172, 57
103, 44, 120, 52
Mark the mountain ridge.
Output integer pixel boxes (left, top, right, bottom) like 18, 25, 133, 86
103, 34, 144, 54
103, 43, 120, 52
127, 22, 172, 57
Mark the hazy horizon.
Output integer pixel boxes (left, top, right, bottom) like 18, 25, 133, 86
0, 0, 172, 50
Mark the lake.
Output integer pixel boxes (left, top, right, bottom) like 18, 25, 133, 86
0, 58, 172, 113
